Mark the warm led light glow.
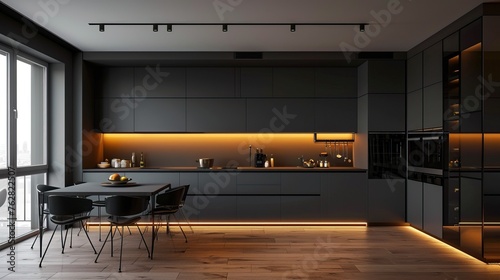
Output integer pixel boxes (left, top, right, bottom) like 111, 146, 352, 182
463, 42, 482, 53
87, 221, 368, 226
406, 227, 487, 264
314, 133, 355, 142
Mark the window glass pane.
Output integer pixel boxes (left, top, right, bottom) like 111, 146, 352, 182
0, 179, 8, 243
0, 53, 6, 169
16, 59, 45, 167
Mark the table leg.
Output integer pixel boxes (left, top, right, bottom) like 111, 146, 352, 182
150, 194, 155, 259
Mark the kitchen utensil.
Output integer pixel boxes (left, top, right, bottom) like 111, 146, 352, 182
336, 143, 342, 159
196, 158, 214, 168
303, 159, 316, 168
344, 142, 348, 162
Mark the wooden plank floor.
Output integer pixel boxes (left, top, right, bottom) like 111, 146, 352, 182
1, 225, 500, 279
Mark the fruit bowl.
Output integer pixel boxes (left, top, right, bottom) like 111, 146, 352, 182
108, 178, 132, 185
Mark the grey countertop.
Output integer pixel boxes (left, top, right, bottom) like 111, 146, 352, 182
84, 166, 367, 172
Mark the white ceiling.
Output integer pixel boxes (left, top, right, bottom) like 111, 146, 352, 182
1, 0, 498, 52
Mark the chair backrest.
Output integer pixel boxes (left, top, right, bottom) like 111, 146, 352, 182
48, 195, 93, 216
179, 184, 190, 204
36, 184, 59, 203
156, 186, 185, 207
106, 196, 149, 217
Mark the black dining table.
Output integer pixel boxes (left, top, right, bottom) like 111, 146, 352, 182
45, 182, 171, 259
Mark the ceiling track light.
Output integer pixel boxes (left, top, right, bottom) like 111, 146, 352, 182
90, 22, 370, 33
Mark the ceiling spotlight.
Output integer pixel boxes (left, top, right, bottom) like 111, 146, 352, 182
153, 24, 158, 32
360, 24, 365, 32
222, 24, 228, 32
290, 24, 296, 32
99, 24, 105, 32
167, 24, 172, 32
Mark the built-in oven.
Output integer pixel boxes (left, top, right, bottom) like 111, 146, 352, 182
407, 133, 446, 171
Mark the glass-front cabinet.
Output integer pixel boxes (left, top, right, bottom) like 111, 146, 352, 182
439, 16, 500, 262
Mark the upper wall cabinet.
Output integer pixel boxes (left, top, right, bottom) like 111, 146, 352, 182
98, 67, 134, 98
423, 41, 443, 87
240, 68, 273, 97
187, 99, 246, 132
133, 67, 186, 97
315, 68, 357, 98
366, 61, 406, 94
246, 99, 314, 132
314, 99, 357, 132
407, 89, 423, 131
368, 94, 405, 131
99, 97, 135, 132
186, 68, 235, 97
135, 99, 186, 132
273, 68, 315, 97
407, 53, 423, 93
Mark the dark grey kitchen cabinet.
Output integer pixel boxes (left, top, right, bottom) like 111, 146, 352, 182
281, 173, 321, 221
423, 82, 443, 129
423, 182, 443, 238
407, 90, 423, 131
315, 68, 357, 98
240, 68, 273, 97
98, 67, 134, 98
423, 41, 443, 87
407, 53, 423, 93
186, 67, 235, 97
246, 98, 314, 132
237, 196, 281, 221
484, 98, 500, 132
368, 94, 406, 132
186, 99, 246, 132
272, 68, 315, 97
133, 67, 186, 98
236, 173, 280, 221
198, 172, 237, 195
407, 179, 423, 229
182, 172, 238, 222
134, 99, 186, 132
368, 179, 406, 224
99, 98, 134, 132
314, 99, 357, 132
320, 172, 367, 221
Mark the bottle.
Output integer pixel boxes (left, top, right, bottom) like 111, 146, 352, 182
140, 152, 145, 168
270, 154, 274, 167
131, 152, 136, 167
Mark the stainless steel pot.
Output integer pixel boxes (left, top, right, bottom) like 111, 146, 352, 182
196, 158, 214, 168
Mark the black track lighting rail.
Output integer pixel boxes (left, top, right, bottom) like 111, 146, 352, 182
89, 22, 369, 32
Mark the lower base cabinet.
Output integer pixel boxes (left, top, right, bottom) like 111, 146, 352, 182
83, 170, 368, 222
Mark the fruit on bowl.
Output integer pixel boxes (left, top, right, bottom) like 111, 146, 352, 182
108, 173, 121, 181
108, 173, 132, 184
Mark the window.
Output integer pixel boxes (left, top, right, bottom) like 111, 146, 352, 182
17, 58, 46, 167
0, 47, 48, 248
0, 52, 6, 169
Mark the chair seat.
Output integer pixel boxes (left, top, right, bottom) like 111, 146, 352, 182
93, 200, 106, 207
50, 214, 90, 225
107, 215, 141, 226
151, 206, 180, 215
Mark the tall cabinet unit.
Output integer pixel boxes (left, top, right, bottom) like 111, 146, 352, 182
409, 11, 500, 262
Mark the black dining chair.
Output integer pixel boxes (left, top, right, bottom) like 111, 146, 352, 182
31, 184, 60, 257
39, 195, 97, 267
95, 195, 150, 272
177, 184, 193, 233
152, 186, 188, 242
